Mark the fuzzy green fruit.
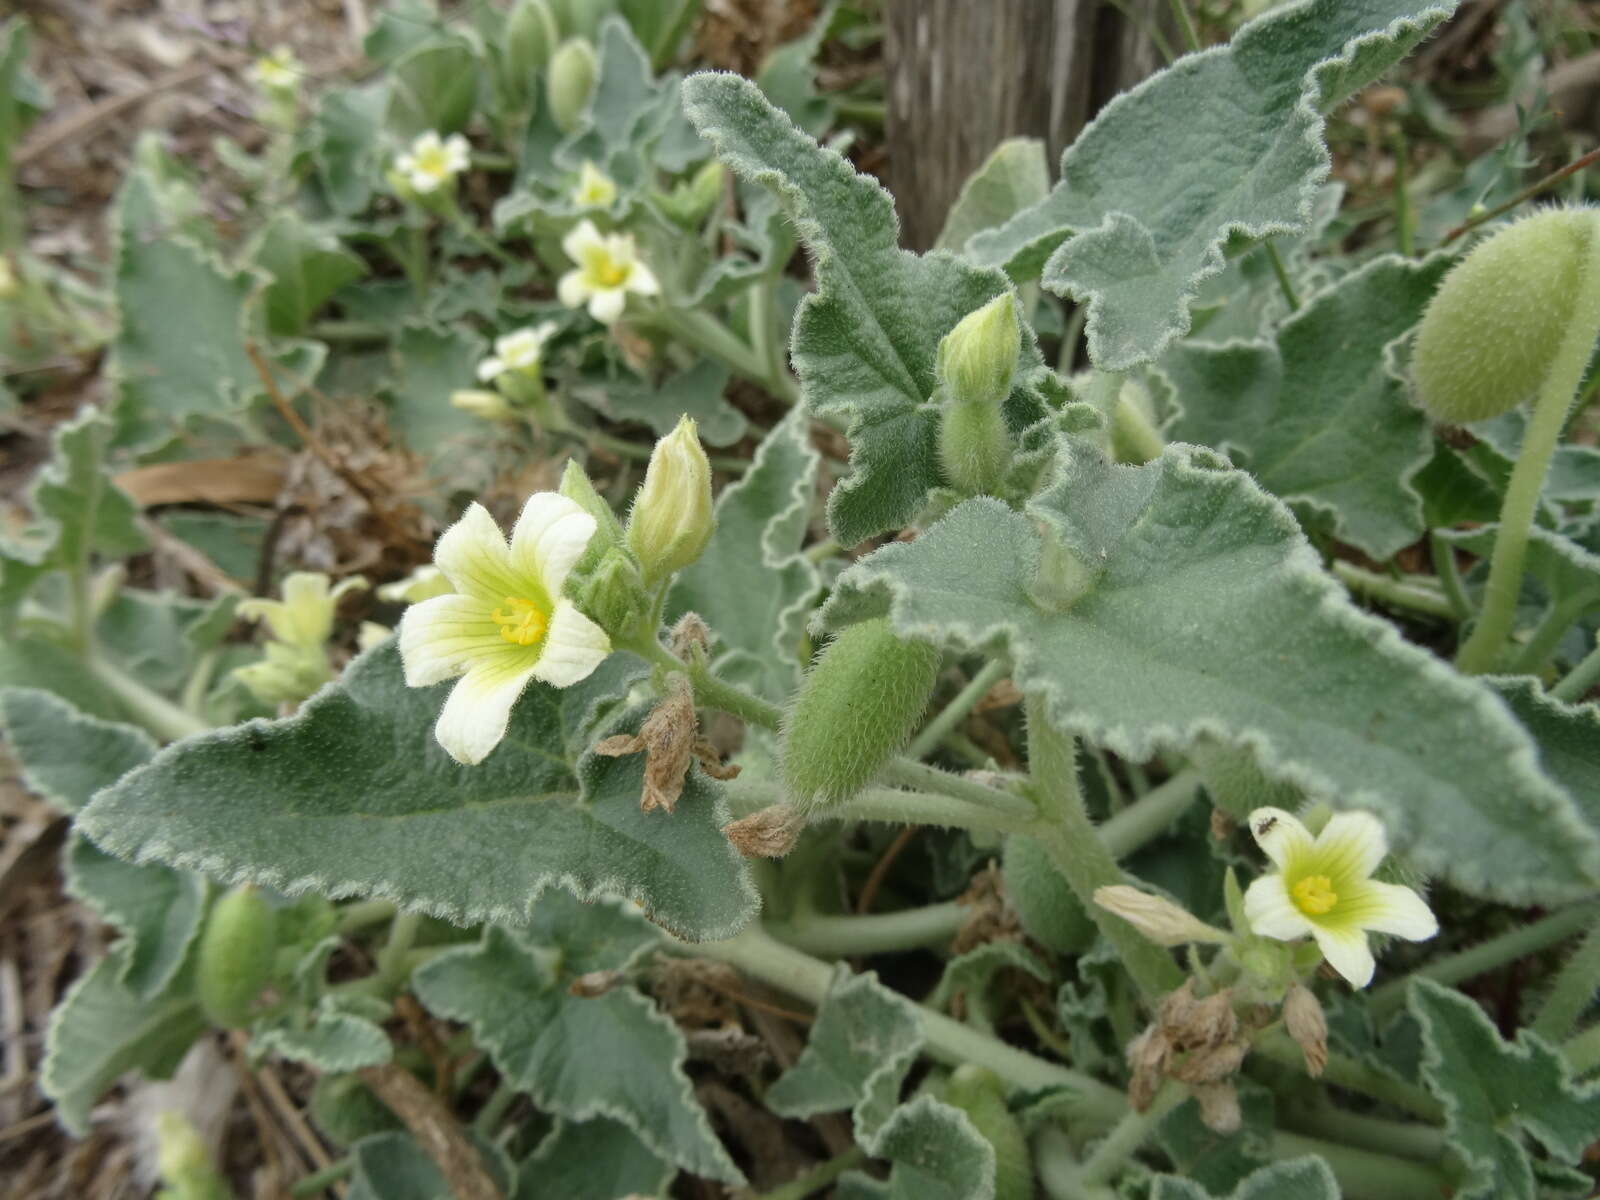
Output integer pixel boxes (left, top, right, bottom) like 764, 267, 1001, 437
938, 390, 1011, 496
942, 1066, 1031, 1200
547, 37, 598, 133
1002, 834, 1095, 954
1414, 208, 1600, 423
780, 618, 940, 812
505, 0, 559, 80
195, 884, 277, 1028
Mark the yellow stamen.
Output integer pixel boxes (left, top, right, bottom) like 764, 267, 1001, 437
416, 147, 450, 179
595, 260, 628, 288
491, 595, 549, 647
1292, 874, 1338, 916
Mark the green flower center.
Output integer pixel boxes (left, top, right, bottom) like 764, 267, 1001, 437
415, 146, 451, 179
1292, 874, 1338, 916
492, 595, 549, 647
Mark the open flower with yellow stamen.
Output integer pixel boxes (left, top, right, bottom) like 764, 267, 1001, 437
571, 161, 618, 209
398, 495, 611, 765
250, 45, 301, 95
1243, 806, 1438, 988
395, 131, 471, 195
477, 323, 557, 384
556, 220, 658, 324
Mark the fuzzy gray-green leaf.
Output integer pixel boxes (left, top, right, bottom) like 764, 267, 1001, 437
516, 1117, 675, 1200
681, 72, 1047, 545
1163, 254, 1448, 559
1153, 1157, 1340, 1200
820, 439, 1600, 904
0, 687, 156, 813
78, 642, 757, 941
969, 0, 1458, 369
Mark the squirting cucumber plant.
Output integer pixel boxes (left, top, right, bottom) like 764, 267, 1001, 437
4, 1, 1600, 1198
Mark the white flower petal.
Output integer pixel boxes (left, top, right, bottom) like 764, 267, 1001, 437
1243, 874, 1315, 941
410, 171, 442, 194
1315, 810, 1388, 884
477, 357, 505, 382
395, 152, 417, 175
433, 503, 521, 603
508, 493, 596, 597
1311, 922, 1377, 989
562, 219, 603, 264
1247, 807, 1313, 870
557, 270, 591, 310
398, 593, 503, 687
1342, 880, 1439, 942
625, 259, 659, 296
589, 287, 627, 324
434, 654, 543, 765
444, 134, 471, 170
531, 599, 610, 687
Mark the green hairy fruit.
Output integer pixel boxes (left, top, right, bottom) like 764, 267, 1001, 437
938, 393, 1011, 497
1002, 834, 1095, 954
780, 618, 940, 812
942, 1066, 1031, 1200
1414, 208, 1600, 423
195, 884, 277, 1028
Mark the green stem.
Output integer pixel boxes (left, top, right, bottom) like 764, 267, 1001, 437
907, 659, 1009, 761
180, 649, 221, 716
1457, 229, 1600, 672
1263, 240, 1301, 312
1097, 770, 1201, 858
878, 758, 1036, 821
1510, 596, 1589, 675
1392, 126, 1414, 257
1269, 1130, 1450, 1200
86, 653, 211, 742
1428, 531, 1472, 621
1532, 922, 1600, 1042
1109, 391, 1166, 465
1254, 1030, 1443, 1122
748, 275, 790, 398
1284, 1101, 1446, 1162
289, 1158, 353, 1197
721, 776, 1033, 837
1077, 1083, 1185, 1187
377, 911, 424, 990
1563, 1019, 1600, 1074
1168, 0, 1202, 52
1024, 696, 1183, 1003
1552, 637, 1600, 702
1331, 561, 1454, 619
471, 1078, 519, 1136
767, 901, 967, 958
336, 899, 398, 936
650, 305, 800, 404
309, 319, 391, 345
752, 1147, 869, 1200
1369, 900, 1600, 1020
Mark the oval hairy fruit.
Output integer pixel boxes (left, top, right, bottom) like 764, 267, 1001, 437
546, 38, 598, 133
1414, 208, 1600, 423
942, 1065, 1032, 1200
1003, 834, 1095, 954
780, 618, 940, 812
195, 884, 277, 1028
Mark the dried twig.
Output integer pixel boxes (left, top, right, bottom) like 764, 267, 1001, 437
1438, 146, 1600, 246
356, 1064, 502, 1200
856, 825, 918, 914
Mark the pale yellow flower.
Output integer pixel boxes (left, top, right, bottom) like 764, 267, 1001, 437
398, 494, 611, 764
395, 131, 471, 194
556, 220, 658, 324
250, 45, 301, 93
239, 573, 367, 651
477, 323, 557, 383
571, 161, 618, 209
378, 565, 452, 605
1243, 807, 1437, 988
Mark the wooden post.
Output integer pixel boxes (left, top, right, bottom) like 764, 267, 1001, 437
884, 0, 1173, 251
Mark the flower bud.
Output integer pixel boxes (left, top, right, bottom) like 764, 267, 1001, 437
1093, 885, 1232, 947
780, 618, 940, 812
506, 0, 559, 79
657, 159, 727, 228
1002, 834, 1095, 954
450, 388, 516, 421
155, 1112, 230, 1200
626, 415, 714, 585
234, 642, 332, 706
938, 294, 1021, 410
578, 546, 651, 638
547, 37, 598, 133
196, 884, 277, 1028
560, 458, 627, 568
1414, 208, 1600, 423
941, 1066, 1031, 1200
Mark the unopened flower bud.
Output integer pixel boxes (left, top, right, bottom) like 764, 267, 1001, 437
780, 618, 940, 813
506, 0, 559, 79
626, 415, 714, 585
1093, 885, 1231, 947
156, 1112, 229, 1200
547, 37, 598, 133
1414, 208, 1600, 423
938, 293, 1020, 410
578, 547, 649, 634
1284, 983, 1328, 1077
657, 159, 727, 228
195, 884, 277, 1028
450, 388, 516, 421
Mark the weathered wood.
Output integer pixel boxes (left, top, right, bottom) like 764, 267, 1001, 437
884, 0, 1173, 251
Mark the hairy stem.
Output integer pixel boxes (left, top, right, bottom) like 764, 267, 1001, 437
1331, 562, 1454, 619
1077, 1083, 1185, 1187
1457, 227, 1600, 672
650, 305, 800, 404
1264, 240, 1300, 312
1428, 530, 1472, 621
86, 652, 211, 742
767, 901, 969, 958
752, 1147, 868, 1200
907, 658, 1009, 761
1552, 636, 1600, 702
1510, 596, 1590, 675
1532, 922, 1600, 1042
1024, 696, 1183, 1002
